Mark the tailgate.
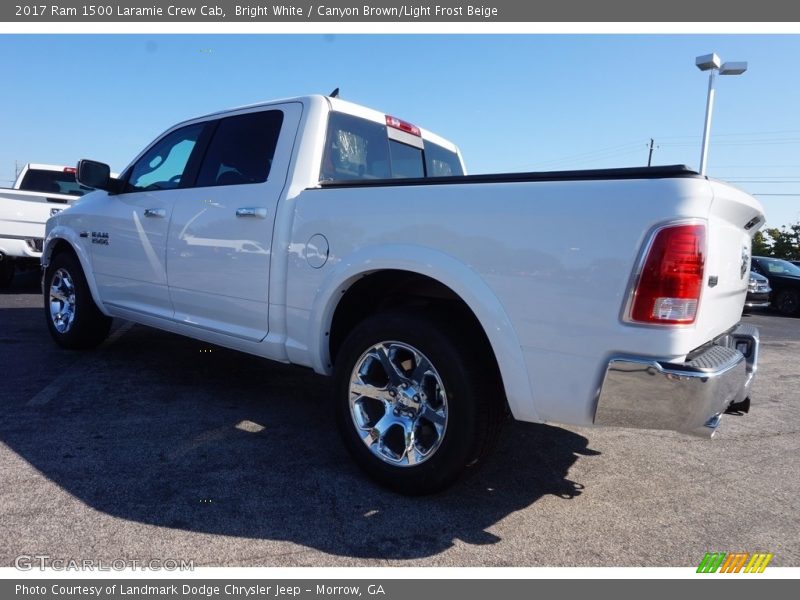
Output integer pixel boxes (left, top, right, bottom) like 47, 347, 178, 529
694, 180, 765, 343
0, 190, 71, 238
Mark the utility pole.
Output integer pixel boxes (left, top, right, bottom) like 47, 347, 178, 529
647, 138, 656, 167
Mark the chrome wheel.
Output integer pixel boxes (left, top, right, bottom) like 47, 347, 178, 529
49, 268, 77, 333
348, 341, 448, 467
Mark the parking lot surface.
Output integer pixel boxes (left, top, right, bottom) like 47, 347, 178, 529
1, 269, 798, 567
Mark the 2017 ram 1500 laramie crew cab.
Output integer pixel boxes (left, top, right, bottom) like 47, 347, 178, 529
43, 95, 763, 494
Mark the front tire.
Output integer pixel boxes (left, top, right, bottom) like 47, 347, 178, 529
0, 259, 14, 289
775, 289, 799, 316
334, 310, 505, 495
44, 251, 112, 349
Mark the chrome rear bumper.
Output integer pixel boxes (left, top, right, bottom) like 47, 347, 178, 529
594, 323, 759, 438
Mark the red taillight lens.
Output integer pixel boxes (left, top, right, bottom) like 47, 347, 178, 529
63, 167, 76, 174
630, 223, 706, 324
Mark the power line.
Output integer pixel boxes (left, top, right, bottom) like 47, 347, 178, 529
654, 129, 800, 141
518, 140, 645, 170
712, 165, 800, 169
662, 139, 800, 148
726, 179, 800, 183
509, 128, 800, 172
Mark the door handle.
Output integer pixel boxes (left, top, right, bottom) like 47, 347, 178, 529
236, 208, 268, 218
144, 208, 166, 218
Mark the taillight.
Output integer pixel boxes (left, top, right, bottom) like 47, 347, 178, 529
630, 223, 706, 325
63, 167, 76, 174
385, 115, 421, 137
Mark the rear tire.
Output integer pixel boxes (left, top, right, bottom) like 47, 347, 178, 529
775, 289, 799, 316
44, 251, 112, 349
0, 259, 14, 289
334, 310, 505, 495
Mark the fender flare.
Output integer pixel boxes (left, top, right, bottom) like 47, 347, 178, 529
43, 228, 110, 317
305, 243, 539, 422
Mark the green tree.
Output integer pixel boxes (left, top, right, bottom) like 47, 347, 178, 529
752, 230, 771, 256
763, 222, 800, 260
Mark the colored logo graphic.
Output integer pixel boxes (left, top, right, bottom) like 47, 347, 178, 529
697, 552, 773, 573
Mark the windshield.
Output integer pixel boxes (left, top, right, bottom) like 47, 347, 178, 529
18, 169, 93, 196
755, 257, 800, 277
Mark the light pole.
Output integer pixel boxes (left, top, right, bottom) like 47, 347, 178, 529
696, 53, 747, 176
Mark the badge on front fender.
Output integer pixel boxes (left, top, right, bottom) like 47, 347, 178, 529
91, 231, 109, 246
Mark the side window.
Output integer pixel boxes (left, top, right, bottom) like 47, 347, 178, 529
196, 110, 284, 187
126, 123, 205, 193
321, 112, 390, 181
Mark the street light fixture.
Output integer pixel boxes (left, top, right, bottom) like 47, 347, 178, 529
696, 53, 747, 176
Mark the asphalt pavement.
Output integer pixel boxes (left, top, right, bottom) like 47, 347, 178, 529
1, 269, 798, 567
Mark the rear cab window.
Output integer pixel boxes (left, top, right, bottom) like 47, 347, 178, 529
18, 169, 93, 196
320, 111, 463, 182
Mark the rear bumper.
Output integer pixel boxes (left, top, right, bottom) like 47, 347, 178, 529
594, 323, 759, 438
0, 236, 43, 259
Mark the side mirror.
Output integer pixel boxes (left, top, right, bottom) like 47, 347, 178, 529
76, 159, 118, 193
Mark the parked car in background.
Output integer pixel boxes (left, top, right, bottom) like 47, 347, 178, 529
0, 163, 116, 287
744, 271, 771, 310
751, 256, 800, 316
13, 163, 95, 197
0, 164, 83, 287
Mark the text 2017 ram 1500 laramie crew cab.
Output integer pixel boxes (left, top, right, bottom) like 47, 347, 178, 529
43, 95, 764, 494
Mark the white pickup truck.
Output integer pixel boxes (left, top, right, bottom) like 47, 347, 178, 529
43, 95, 764, 494
0, 164, 91, 287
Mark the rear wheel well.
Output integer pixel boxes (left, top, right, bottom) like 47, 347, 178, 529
329, 271, 502, 382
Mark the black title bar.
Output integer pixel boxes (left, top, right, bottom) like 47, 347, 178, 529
4, 1, 800, 22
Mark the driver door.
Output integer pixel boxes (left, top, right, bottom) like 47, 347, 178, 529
89, 121, 210, 319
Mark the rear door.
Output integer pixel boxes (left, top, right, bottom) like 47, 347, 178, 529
166, 103, 301, 341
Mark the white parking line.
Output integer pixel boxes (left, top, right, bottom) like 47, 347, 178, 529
26, 321, 135, 407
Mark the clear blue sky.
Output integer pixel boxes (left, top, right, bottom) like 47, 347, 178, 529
1, 34, 798, 227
